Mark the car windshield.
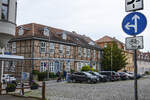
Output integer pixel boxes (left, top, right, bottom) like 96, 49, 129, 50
83, 72, 92, 76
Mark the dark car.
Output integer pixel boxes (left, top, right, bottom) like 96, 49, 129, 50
70, 72, 98, 83
118, 72, 128, 80
89, 71, 108, 82
99, 71, 120, 81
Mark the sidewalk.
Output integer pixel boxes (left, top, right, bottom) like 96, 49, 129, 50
0, 95, 39, 100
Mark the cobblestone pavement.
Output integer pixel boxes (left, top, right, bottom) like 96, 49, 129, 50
26, 76, 150, 100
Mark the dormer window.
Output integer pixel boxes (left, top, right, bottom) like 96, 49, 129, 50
43, 27, 49, 36
62, 31, 67, 40
18, 26, 24, 35
88, 41, 95, 45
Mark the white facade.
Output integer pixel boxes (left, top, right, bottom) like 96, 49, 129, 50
0, 0, 17, 48
137, 60, 150, 74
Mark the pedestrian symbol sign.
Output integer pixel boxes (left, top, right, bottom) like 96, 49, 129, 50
122, 12, 147, 36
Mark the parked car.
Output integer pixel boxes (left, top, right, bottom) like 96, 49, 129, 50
89, 71, 108, 82
70, 72, 98, 83
126, 72, 142, 79
2, 74, 16, 84
117, 72, 128, 80
99, 71, 120, 81
124, 72, 134, 79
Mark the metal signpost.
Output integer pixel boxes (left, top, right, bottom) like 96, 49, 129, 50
122, 1, 147, 100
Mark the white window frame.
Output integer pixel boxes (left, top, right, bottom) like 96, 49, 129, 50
77, 62, 82, 71
40, 61, 47, 72
43, 27, 49, 36
59, 44, 64, 55
66, 46, 70, 56
66, 61, 70, 72
12, 42, 16, 53
62, 32, 67, 40
49, 43, 54, 54
94, 50, 96, 58
93, 62, 97, 70
87, 49, 91, 58
40, 41, 46, 53
83, 48, 87, 57
78, 47, 82, 57
18, 26, 24, 35
49, 61, 54, 72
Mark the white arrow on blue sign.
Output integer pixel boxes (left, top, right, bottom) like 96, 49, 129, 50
122, 12, 147, 36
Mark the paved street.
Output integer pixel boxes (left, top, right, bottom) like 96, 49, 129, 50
25, 76, 150, 100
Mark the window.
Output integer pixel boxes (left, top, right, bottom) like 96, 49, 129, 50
49, 43, 54, 54
59, 44, 64, 55
40, 61, 47, 72
66, 46, 70, 56
1, 0, 9, 20
104, 43, 107, 48
93, 62, 96, 70
93, 50, 96, 58
66, 61, 70, 72
12, 42, 16, 53
87, 49, 91, 58
98, 51, 101, 59
78, 47, 82, 57
43, 27, 49, 36
62, 32, 67, 40
77, 62, 82, 71
18, 26, 24, 35
83, 48, 87, 57
49, 62, 54, 72
40, 41, 46, 53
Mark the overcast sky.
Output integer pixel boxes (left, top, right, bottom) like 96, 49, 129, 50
17, 0, 150, 52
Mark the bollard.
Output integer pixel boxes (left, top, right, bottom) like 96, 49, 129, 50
22, 83, 24, 95
42, 81, 45, 100
0, 82, 2, 95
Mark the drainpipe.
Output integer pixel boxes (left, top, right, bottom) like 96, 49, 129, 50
1, 48, 5, 86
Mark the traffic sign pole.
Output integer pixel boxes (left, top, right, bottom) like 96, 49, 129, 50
133, 35, 138, 100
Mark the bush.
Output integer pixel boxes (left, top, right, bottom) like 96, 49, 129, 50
6, 83, 16, 92
81, 65, 93, 72
49, 72, 57, 78
33, 70, 39, 75
70, 69, 75, 74
145, 71, 150, 75
38, 71, 48, 81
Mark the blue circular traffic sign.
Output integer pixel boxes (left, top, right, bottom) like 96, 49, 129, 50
122, 12, 147, 36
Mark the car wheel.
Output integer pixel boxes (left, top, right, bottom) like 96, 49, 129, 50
72, 79, 76, 83
87, 79, 91, 83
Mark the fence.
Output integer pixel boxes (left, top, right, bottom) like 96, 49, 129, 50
0, 81, 46, 100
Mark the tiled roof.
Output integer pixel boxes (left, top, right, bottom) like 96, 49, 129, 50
11, 23, 101, 50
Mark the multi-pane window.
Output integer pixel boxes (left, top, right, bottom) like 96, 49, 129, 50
98, 51, 101, 59
93, 50, 96, 58
66, 61, 70, 71
49, 62, 54, 72
83, 48, 87, 57
77, 62, 81, 71
59, 44, 64, 55
40, 61, 47, 72
43, 27, 49, 36
66, 46, 70, 56
49, 43, 54, 54
87, 49, 91, 58
78, 47, 82, 57
40, 41, 46, 53
12, 42, 16, 53
1, 0, 9, 20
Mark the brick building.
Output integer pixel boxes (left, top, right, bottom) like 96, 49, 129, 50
8, 23, 102, 77
95, 35, 134, 72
